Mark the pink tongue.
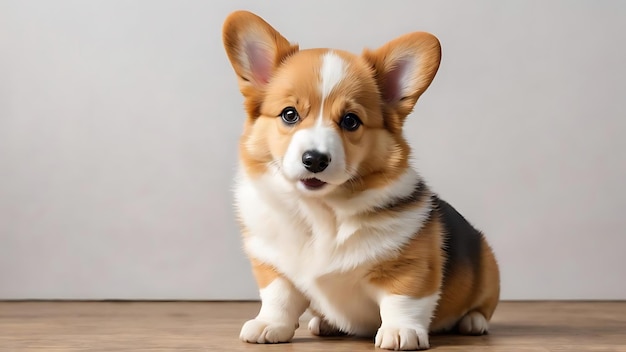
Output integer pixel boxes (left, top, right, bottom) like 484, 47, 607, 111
302, 178, 326, 188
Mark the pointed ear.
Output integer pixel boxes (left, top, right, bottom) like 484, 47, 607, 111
362, 32, 441, 129
222, 11, 299, 93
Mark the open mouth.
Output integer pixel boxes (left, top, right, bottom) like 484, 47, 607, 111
300, 178, 327, 190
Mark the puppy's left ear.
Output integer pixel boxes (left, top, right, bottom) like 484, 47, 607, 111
363, 32, 441, 131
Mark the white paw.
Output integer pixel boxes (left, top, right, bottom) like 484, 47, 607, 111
375, 326, 429, 351
308, 316, 344, 336
239, 319, 295, 344
458, 311, 488, 335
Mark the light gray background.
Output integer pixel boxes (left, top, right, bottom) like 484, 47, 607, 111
1, 1, 625, 300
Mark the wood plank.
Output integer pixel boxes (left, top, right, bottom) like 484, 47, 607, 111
1, 301, 625, 351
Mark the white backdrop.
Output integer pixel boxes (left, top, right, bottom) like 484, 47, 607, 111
1, 1, 625, 300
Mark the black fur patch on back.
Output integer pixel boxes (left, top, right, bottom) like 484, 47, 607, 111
434, 196, 483, 276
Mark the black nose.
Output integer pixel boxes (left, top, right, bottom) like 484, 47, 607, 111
302, 150, 330, 173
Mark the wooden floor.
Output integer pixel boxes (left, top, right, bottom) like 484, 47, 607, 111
1, 301, 625, 351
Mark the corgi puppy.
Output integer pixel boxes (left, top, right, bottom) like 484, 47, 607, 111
222, 10, 500, 351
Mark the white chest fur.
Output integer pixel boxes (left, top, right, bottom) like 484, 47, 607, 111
234, 167, 431, 335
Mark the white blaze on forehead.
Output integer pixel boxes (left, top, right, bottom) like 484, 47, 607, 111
320, 51, 346, 100
317, 51, 346, 127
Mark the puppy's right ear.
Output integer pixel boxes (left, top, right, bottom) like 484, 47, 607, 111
222, 11, 298, 95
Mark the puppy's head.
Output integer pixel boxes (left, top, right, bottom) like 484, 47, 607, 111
223, 11, 440, 196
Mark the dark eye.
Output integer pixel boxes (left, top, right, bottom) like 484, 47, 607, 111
280, 107, 300, 125
339, 113, 362, 131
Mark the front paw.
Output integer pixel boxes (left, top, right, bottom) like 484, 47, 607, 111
375, 326, 430, 351
240, 319, 295, 344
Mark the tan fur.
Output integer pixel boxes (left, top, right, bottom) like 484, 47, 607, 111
249, 257, 280, 289
368, 216, 444, 297
475, 239, 501, 320
431, 237, 500, 331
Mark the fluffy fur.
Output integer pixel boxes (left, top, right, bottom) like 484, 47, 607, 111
222, 10, 500, 351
